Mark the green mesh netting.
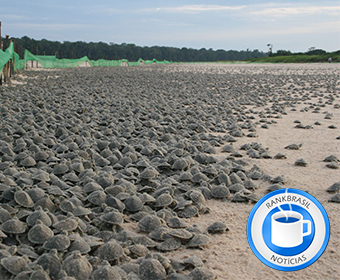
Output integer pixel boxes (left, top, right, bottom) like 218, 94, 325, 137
2, 45, 173, 74
128, 58, 145, 66
0, 42, 19, 73
20, 50, 93, 69
0, 49, 11, 73
91, 59, 129, 67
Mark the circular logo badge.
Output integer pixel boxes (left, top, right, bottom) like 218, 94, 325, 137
247, 188, 330, 271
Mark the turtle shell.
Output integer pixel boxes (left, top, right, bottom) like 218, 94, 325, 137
43, 232, 71, 251
0, 217, 27, 234
326, 182, 340, 193
187, 234, 210, 248
211, 185, 230, 198
124, 195, 144, 212
156, 237, 182, 252
92, 265, 122, 280
100, 210, 124, 225
138, 258, 166, 280
167, 217, 188, 229
53, 217, 78, 232
26, 206, 52, 227
189, 267, 215, 280
207, 221, 228, 233
155, 193, 173, 207
138, 215, 163, 233
97, 240, 124, 261
14, 189, 34, 208
1, 256, 29, 275
168, 229, 193, 240
62, 251, 93, 280
28, 220, 54, 244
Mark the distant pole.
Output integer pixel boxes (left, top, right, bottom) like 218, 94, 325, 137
36, 46, 38, 55
71, 48, 73, 59
267, 44, 273, 56
5, 35, 9, 50
0, 21, 2, 50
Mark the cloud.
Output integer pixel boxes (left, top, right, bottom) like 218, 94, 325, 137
249, 5, 340, 17
7, 23, 90, 31
145, 5, 247, 14
0, 14, 31, 20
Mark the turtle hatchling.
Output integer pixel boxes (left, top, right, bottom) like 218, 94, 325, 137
207, 221, 228, 234
187, 234, 210, 249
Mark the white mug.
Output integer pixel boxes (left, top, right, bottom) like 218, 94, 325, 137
271, 211, 311, 247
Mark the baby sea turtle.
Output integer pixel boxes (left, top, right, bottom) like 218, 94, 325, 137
168, 228, 193, 241
149, 227, 171, 242
100, 210, 124, 225
323, 155, 339, 162
62, 251, 93, 280
124, 194, 144, 212
267, 183, 283, 192
156, 237, 182, 252
14, 187, 34, 208
43, 231, 71, 251
53, 217, 78, 232
284, 143, 302, 150
132, 236, 158, 248
188, 190, 206, 205
274, 153, 287, 159
182, 255, 204, 268
92, 265, 122, 280
155, 193, 173, 208
0, 217, 27, 235
212, 185, 232, 199
139, 257, 167, 280
172, 158, 189, 170
228, 183, 245, 194
26, 206, 52, 227
68, 236, 91, 254
36, 249, 62, 280
207, 221, 228, 234
30, 264, 50, 280
191, 172, 209, 184
326, 162, 339, 169
167, 217, 188, 229
177, 205, 199, 218
139, 167, 159, 179
0, 255, 29, 275
189, 267, 216, 280
326, 182, 340, 193
187, 234, 210, 249
128, 244, 149, 259
295, 158, 307, 167
271, 175, 287, 184
96, 240, 124, 264
138, 215, 163, 233
328, 193, 340, 203
231, 192, 250, 203
28, 220, 54, 244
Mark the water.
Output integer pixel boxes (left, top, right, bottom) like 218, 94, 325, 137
275, 217, 299, 223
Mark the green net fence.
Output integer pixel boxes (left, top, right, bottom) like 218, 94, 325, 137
91, 59, 129, 67
1, 44, 174, 75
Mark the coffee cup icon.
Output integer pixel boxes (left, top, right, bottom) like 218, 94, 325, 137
271, 211, 311, 247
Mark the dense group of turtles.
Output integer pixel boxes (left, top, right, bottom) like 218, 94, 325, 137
0, 64, 339, 279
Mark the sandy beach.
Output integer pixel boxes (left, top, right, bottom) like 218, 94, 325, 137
0, 63, 339, 280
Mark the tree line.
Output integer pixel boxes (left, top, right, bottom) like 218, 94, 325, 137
2, 36, 268, 62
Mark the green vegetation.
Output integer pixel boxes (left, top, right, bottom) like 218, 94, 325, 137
1, 36, 267, 62
245, 50, 339, 63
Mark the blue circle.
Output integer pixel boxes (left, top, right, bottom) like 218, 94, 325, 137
262, 204, 315, 256
247, 188, 330, 271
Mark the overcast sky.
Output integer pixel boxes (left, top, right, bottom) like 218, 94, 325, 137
1, 0, 339, 52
